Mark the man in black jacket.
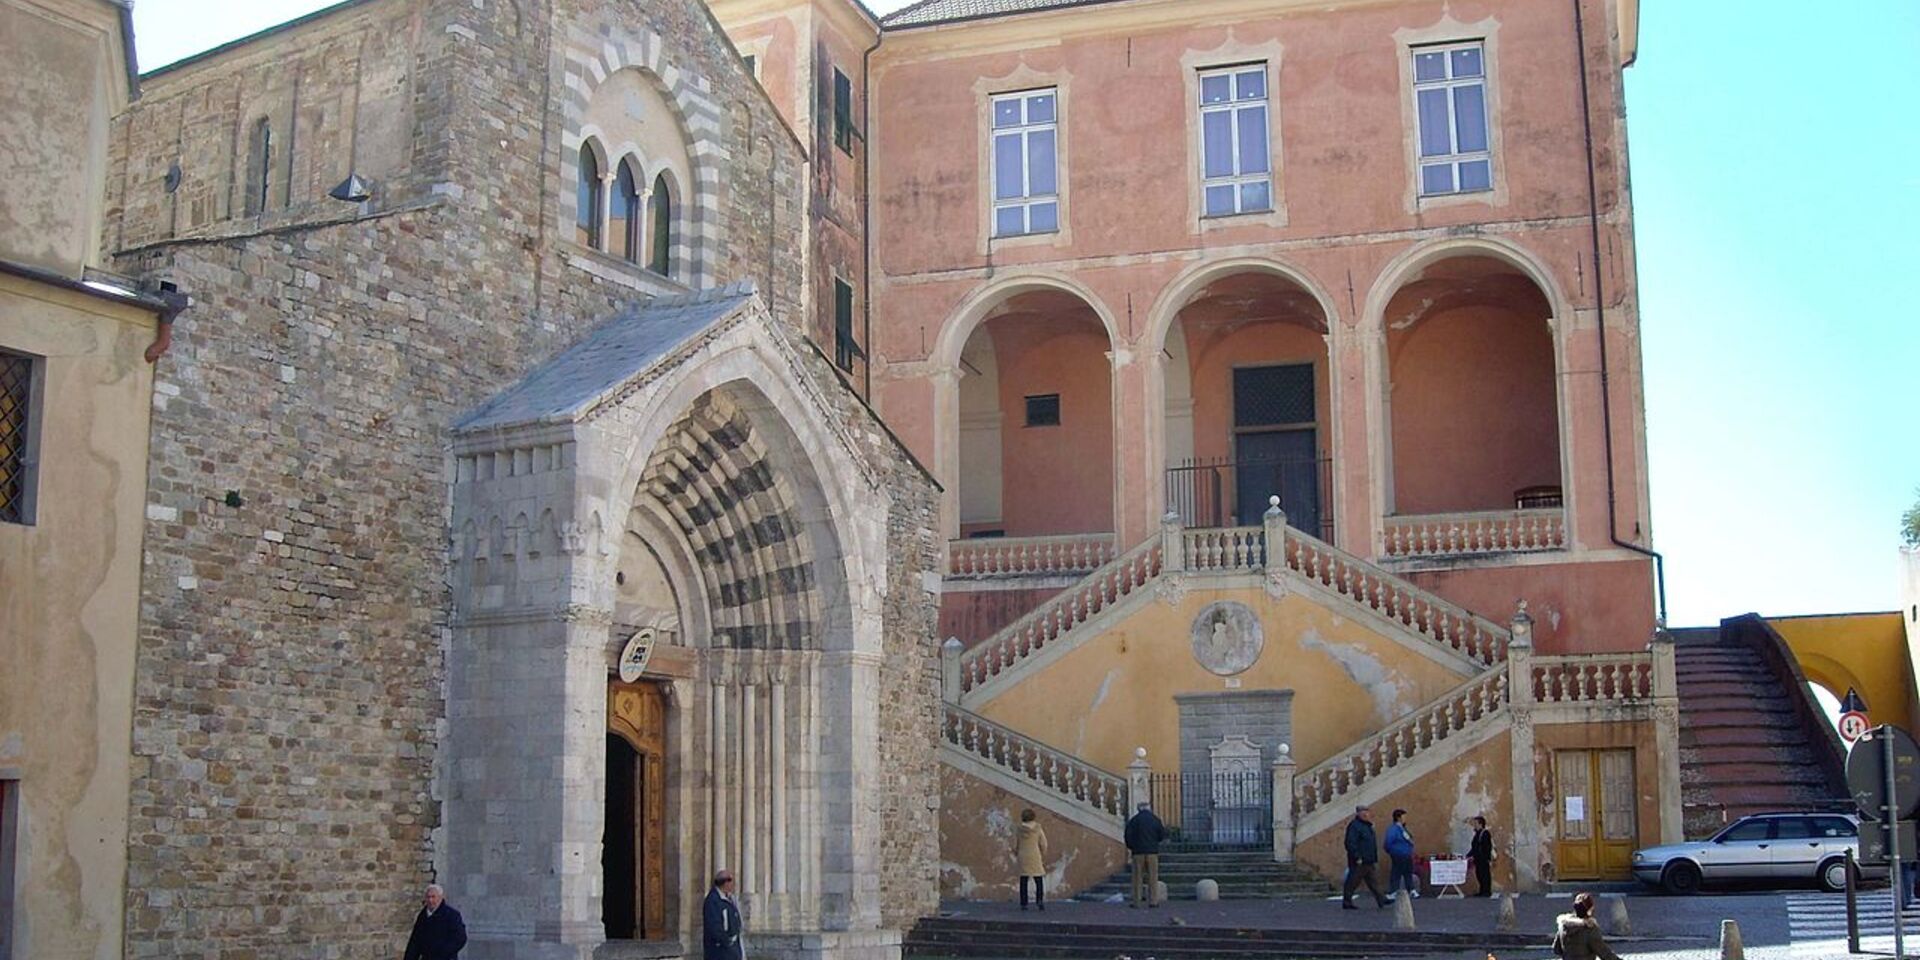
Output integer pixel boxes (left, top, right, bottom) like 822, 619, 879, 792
1124, 802, 1168, 908
403, 884, 467, 960
702, 871, 744, 960
1469, 816, 1496, 897
1341, 806, 1389, 909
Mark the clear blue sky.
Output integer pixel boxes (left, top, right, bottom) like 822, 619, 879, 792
132, 1, 1919, 627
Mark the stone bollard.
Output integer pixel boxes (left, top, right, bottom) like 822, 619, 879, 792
1495, 892, 1518, 932
1605, 894, 1632, 936
1719, 918, 1744, 960
1394, 890, 1416, 930
1195, 879, 1219, 902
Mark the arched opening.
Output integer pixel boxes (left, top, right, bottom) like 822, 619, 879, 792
1384, 255, 1561, 516
613, 157, 644, 263
578, 142, 605, 249
1161, 269, 1332, 535
954, 289, 1114, 538
649, 173, 674, 277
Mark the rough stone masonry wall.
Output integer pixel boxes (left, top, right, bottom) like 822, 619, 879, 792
102, 0, 830, 956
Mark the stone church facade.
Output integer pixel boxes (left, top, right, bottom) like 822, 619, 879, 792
103, 1, 938, 958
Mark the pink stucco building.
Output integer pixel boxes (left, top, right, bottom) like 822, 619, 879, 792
722, 0, 1656, 656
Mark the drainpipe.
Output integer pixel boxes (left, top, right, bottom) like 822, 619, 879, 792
1571, 0, 1667, 624
859, 28, 881, 400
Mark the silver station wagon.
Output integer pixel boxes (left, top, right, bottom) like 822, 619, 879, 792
1631, 813, 1881, 894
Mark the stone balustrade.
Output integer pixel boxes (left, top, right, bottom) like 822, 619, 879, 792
1382, 508, 1568, 559
945, 533, 1118, 578
942, 703, 1128, 820
1276, 526, 1510, 666
957, 539, 1163, 693
1529, 652, 1654, 704
1293, 669, 1510, 817
1178, 526, 1267, 572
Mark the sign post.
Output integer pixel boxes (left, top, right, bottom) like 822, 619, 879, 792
1886, 726, 1904, 960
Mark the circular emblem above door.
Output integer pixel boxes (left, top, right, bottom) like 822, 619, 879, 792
1190, 601, 1263, 676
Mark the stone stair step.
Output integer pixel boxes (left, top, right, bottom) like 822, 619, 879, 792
903, 917, 1546, 959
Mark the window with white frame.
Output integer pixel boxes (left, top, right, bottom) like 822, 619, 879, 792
1198, 64, 1272, 217
1412, 41, 1492, 196
990, 88, 1058, 237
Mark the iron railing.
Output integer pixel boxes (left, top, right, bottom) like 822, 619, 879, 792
1166, 456, 1333, 540
1149, 770, 1273, 848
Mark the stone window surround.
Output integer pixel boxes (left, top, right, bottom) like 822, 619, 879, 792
558, 27, 729, 289
1393, 14, 1509, 214
1181, 37, 1289, 233
575, 132, 682, 278
972, 64, 1074, 255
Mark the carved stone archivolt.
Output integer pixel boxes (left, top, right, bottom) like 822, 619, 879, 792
1190, 601, 1263, 676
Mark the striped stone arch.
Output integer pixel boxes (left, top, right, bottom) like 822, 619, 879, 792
639, 390, 821, 649
558, 27, 728, 287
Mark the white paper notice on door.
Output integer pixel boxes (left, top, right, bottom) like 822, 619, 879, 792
1565, 796, 1586, 822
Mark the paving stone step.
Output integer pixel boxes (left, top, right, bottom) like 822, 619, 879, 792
903, 917, 1546, 959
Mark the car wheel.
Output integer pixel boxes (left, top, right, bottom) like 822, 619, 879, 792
1662, 860, 1702, 895
1819, 857, 1852, 893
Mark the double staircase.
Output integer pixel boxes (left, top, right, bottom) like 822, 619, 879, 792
938, 514, 1521, 853
936, 512, 1669, 895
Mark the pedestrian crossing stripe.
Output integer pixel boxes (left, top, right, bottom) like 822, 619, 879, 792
1786, 892, 1920, 938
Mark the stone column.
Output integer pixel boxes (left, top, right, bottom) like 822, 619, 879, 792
710, 660, 730, 878
940, 637, 963, 702
770, 664, 789, 909
1505, 602, 1542, 892
1649, 626, 1684, 843
742, 664, 759, 912
1111, 345, 1157, 545
1127, 748, 1153, 815
1271, 746, 1297, 863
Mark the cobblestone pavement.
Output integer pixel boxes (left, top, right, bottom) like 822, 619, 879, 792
942, 888, 1920, 958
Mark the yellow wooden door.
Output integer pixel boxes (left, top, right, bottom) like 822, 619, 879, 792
1554, 749, 1639, 880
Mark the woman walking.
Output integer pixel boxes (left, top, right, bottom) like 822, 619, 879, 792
1384, 809, 1418, 899
1015, 809, 1050, 911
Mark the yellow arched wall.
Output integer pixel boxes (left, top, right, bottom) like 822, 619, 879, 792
1770, 613, 1918, 734
975, 583, 1476, 774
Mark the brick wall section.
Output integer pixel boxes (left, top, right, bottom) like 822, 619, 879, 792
102, 0, 918, 956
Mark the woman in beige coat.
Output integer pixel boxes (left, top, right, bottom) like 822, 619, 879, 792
1014, 808, 1049, 910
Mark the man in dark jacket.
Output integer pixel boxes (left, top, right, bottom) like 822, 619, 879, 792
1124, 801, 1168, 908
1469, 815, 1496, 897
702, 870, 744, 960
1341, 805, 1389, 909
403, 884, 467, 960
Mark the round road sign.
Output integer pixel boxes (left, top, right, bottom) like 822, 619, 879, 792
1848, 724, 1920, 820
1840, 711, 1872, 744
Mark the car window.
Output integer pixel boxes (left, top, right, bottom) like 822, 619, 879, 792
1812, 817, 1857, 838
1721, 820, 1774, 842
1774, 818, 1813, 839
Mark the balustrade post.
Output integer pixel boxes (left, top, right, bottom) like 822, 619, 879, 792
1506, 599, 1544, 891
1649, 623, 1684, 842
1507, 600, 1535, 708
1271, 746, 1297, 863
1127, 747, 1153, 815
1262, 496, 1287, 570
1160, 511, 1185, 573
940, 637, 964, 702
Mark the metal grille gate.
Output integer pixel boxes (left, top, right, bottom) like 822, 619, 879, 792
1149, 770, 1273, 848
